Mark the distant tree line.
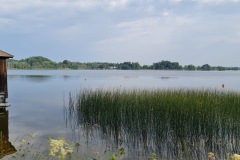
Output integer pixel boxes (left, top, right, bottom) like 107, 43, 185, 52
7, 56, 240, 71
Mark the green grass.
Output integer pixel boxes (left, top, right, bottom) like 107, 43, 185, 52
66, 89, 240, 160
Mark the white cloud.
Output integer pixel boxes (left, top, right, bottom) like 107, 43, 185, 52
94, 15, 195, 63
109, 15, 194, 40
196, 0, 240, 4
170, 0, 183, 4
109, 0, 131, 9
0, 0, 134, 33
56, 24, 84, 36
0, 17, 18, 32
144, 5, 155, 13
162, 10, 171, 17
0, 0, 42, 13
1, 0, 240, 66
0, 0, 133, 14
0, 17, 15, 26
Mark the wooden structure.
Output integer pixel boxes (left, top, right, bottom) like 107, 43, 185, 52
0, 51, 16, 157
0, 50, 13, 100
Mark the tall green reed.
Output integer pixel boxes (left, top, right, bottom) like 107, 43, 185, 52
66, 89, 240, 160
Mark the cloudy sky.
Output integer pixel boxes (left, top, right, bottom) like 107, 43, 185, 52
1, 0, 240, 66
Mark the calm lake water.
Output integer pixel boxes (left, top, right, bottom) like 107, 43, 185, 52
3, 70, 240, 159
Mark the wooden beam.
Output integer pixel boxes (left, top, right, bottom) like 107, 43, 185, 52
0, 59, 8, 97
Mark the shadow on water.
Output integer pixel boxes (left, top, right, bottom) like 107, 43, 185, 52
65, 89, 240, 160
0, 108, 16, 159
8, 75, 53, 83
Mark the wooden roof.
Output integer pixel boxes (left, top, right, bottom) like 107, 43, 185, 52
0, 50, 14, 59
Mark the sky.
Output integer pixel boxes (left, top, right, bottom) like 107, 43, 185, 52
1, 0, 240, 66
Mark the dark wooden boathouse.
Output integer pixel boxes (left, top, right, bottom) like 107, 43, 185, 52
0, 51, 16, 157
0, 50, 13, 99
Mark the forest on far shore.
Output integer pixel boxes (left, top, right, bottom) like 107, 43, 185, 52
7, 56, 240, 71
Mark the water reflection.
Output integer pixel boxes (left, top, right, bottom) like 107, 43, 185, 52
8, 75, 53, 82
159, 76, 177, 80
0, 108, 16, 159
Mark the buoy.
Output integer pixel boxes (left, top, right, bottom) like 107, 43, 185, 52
222, 83, 225, 89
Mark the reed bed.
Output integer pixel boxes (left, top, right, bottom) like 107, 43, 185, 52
66, 89, 240, 160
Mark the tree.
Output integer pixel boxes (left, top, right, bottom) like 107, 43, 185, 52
185, 64, 196, 70
217, 66, 225, 71
201, 64, 211, 71
153, 61, 182, 70
122, 62, 131, 70
132, 62, 141, 70
142, 65, 150, 69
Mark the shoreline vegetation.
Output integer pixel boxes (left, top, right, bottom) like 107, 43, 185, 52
5, 135, 240, 160
5, 135, 127, 160
65, 88, 240, 160
7, 56, 240, 71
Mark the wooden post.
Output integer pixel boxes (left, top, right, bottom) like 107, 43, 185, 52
0, 59, 8, 98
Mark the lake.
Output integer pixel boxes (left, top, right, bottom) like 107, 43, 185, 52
2, 70, 240, 159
